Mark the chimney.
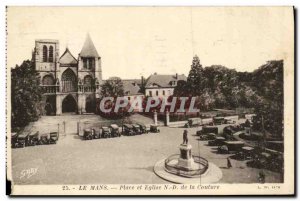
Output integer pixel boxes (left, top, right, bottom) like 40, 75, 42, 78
175, 73, 178, 79
141, 76, 144, 86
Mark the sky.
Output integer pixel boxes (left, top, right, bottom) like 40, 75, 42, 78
7, 7, 293, 79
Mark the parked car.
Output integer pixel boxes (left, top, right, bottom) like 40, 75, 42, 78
49, 131, 59, 144
213, 116, 225, 125
218, 141, 245, 154
27, 131, 39, 146
197, 126, 218, 136
132, 124, 142, 134
235, 146, 255, 160
224, 119, 235, 124
17, 131, 30, 147
150, 124, 160, 133
123, 124, 135, 136
83, 128, 93, 140
208, 136, 226, 146
188, 118, 202, 127
91, 127, 101, 139
11, 132, 18, 148
199, 132, 216, 141
102, 126, 111, 138
110, 124, 120, 137
137, 123, 149, 134
39, 133, 50, 144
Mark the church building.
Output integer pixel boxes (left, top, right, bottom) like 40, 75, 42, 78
33, 34, 102, 115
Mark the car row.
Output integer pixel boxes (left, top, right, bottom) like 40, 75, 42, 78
11, 131, 59, 148
82, 123, 160, 140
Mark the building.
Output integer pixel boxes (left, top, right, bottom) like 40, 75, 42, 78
122, 79, 145, 111
34, 34, 102, 115
144, 73, 187, 97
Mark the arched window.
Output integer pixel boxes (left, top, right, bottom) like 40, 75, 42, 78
84, 75, 93, 87
42, 75, 55, 85
49, 46, 54, 62
62, 68, 77, 92
43, 45, 48, 62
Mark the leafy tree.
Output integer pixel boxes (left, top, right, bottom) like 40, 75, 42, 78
100, 77, 124, 97
11, 60, 42, 129
173, 80, 188, 96
99, 77, 128, 118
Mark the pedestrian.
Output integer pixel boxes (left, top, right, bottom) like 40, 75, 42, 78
183, 130, 188, 144
258, 171, 265, 183
227, 157, 232, 169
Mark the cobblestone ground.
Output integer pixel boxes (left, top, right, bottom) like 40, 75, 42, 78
11, 115, 281, 185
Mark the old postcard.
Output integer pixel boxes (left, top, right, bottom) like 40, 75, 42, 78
6, 6, 294, 195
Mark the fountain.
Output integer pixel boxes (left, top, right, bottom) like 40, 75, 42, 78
154, 130, 223, 183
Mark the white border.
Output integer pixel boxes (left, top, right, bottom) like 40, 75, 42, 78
1, 1, 298, 200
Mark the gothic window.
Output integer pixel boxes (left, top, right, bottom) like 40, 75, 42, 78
43, 45, 48, 62
62, 69, 77, 92
156, 90, 159, 96
149, 91, 152, 97
163, 90, 165, 96
84, 75, 93, 87
42, 75, 55, 85
49, 46, 54, 62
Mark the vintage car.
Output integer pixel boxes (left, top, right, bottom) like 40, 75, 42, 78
198, 132, 216, 141
83, 128, 93, 140
11, 132, 18, 148
235, 146, 255, 160
224, 119, 235, 124
132, 124, 142, 134
91, 127, 101, 139
213, 116, 225, 125
27, 131, 39, 146
150, 124, 160, 133
218, 141, 245, 154
102, 126, 111, 138
39, 133, 50, 144
208, 136, 226, 146
188, 118, 202, 127
197, 126, 218, 136
110, 124, 120, 137
137, 123, 148, 134
122, 124, 135, 136
17, 131, 30, 147
49, 132, 59, 144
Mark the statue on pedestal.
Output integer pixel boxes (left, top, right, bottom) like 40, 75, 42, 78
182, 130, 188, 145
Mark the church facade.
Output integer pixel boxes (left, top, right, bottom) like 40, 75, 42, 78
33, 34, 102, 115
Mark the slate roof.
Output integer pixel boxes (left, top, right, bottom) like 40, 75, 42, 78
59, 48, 77, 66
79, 34, 100, 58
145, 74, 187, 88
122, 79, 143, 96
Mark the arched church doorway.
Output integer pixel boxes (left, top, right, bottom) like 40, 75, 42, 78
62, 94, 77, 113
62, 68, 77, 92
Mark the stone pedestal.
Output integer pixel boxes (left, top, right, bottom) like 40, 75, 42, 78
177, 144, 197, 170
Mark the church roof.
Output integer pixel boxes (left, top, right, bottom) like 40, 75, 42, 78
79, 34, 100, 58
59, 48, 77, 66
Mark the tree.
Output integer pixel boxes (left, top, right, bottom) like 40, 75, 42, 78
11, 60, 42, 129
100, 77, 124, 97
99, 77, 127, 118
173, 80, 188, 96
186, 55, 206, 96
